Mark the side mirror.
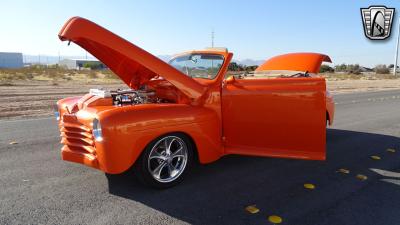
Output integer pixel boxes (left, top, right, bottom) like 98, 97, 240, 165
225, 75, 236, 85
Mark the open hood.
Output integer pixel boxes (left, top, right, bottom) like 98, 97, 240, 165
58, 17, 205, 99
255, 53, 332, 74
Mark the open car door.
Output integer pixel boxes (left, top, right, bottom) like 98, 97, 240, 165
222, 53, 328, 160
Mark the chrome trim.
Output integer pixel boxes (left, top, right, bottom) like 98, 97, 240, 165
92, 118, 103, 142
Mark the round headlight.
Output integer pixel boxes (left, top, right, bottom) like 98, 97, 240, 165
92, 118, 103, 142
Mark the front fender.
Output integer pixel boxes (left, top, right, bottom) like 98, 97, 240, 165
95, 104, 223, 174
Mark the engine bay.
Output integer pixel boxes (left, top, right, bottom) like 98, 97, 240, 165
111, 89, 158, 105
90, 88, 162, 106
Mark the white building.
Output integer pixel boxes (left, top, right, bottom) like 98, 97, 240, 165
0, 52, 23, 68
59, 59, 106, 70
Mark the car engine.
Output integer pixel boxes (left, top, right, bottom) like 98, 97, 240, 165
89, 88, 158, 106
111, 89, 157, 105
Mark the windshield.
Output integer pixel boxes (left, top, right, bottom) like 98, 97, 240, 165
169, 53, 224, 79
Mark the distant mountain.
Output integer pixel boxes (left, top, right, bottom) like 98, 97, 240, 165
23, 54, 172, 65
157, 55, 264, 66
233, 59, 264, 66
22, 54, 264, 67
23, 55, 97, 64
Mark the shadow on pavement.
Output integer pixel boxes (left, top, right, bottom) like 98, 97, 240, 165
106, 129, 400, 225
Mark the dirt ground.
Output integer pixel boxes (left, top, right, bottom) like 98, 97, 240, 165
0, 81, 127, 119
1, 78, 400, 120
327, 79, 400, 94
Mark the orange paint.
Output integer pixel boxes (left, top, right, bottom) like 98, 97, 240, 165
56, 17, 335, 174
256, 52, 332, 74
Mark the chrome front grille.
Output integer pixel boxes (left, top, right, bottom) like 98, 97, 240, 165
59, 114, 96, 155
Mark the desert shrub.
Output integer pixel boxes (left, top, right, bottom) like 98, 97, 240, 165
103, 70, 119, 79
0, 74, 10, 81
374, 64, 390, 74
46, 70, 59, 79
7, 73, 27, 80
83, 62, 103, 70
245, 65, 258, 72
87, 71, 98, 79
25, 73, 34, 79
334, 64, 361, 74
228, 62, 245, 71
334, 64, 347, 72
346, 64, 361, 74
320, 64, 334, 73
63, 75, 72, 81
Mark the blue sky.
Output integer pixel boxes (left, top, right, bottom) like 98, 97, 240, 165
0, 0, 399, 67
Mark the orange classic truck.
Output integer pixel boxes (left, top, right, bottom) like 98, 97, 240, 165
56, 17, 335, 188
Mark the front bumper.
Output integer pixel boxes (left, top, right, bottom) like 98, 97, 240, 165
61, 146, 99, 169
59, 113, 100, 170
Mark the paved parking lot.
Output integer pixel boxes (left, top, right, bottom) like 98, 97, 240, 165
1, 90, 400, 225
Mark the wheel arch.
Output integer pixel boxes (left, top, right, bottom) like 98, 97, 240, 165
134, 125, 222, 169
171, 131, 200, 164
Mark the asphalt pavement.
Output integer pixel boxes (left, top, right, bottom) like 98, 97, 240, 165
1, 90, 400, 225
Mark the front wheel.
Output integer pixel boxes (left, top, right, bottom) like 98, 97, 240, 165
134, 133, 194, 189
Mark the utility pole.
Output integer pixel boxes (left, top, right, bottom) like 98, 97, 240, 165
211, 29, 214, 48
394, 17, 400, 75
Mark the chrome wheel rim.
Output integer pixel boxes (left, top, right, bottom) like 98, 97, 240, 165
147, 136, 188, 183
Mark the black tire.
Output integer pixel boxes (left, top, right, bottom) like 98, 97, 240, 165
134, 133, 194, 189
